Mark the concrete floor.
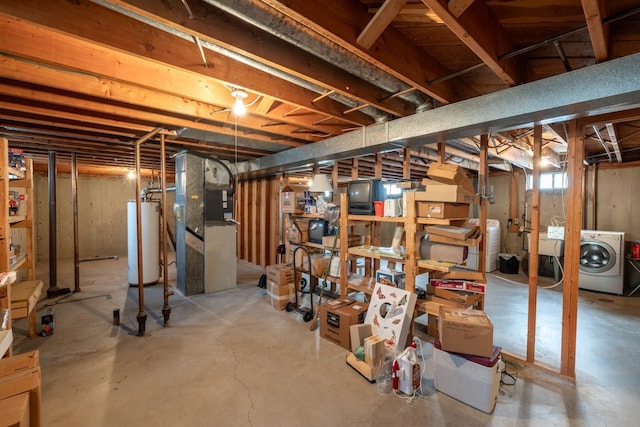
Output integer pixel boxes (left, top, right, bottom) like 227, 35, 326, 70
10, 257, 640, 426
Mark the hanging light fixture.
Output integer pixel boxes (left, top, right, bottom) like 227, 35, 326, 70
309, 174, 333, 193
231, 89, 248, 116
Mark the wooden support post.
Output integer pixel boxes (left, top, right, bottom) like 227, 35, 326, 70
560, 119, 584, 381
374, 153, 383, 179
478, 135, 488, 276
351, 158, 359, 180
438, 142, 446, 162
402, 148, 411, 180
332, 163, 339, 204
527, 125, 542, 363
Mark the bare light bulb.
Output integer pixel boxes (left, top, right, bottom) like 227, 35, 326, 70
231, 89, 248, 115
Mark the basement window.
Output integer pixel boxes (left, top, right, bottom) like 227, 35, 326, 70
526, 172, 568, 190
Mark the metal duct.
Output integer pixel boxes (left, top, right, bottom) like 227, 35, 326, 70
93, 0, 398, 121
234, 53, 640, 176
202, 0, 430, 108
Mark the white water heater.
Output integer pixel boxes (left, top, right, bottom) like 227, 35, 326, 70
127, 200, 160, 285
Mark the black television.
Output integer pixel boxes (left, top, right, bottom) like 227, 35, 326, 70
347, 179, 386, 215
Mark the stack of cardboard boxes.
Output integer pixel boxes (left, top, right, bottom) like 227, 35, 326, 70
415, 162, 480, 266
433, 306, 501, 413
265, 264, 295, 311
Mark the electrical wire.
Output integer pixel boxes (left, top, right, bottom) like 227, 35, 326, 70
499, 359, 519, 386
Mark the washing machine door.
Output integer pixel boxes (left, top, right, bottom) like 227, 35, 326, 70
579, 240, 617, 274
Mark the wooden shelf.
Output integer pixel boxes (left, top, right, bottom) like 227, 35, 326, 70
8, 215, 26, 225
9, 254, 27, 272
416, 259, 456, 273
346, 282, 374, 296
348, 246, 405, 262
347, 214, 406, 223
7, 166, 24, 180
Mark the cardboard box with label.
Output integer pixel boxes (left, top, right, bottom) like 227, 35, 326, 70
266, 264, 295, 285
319, 299, 368, 349
281, 190, 305, 214
417, 202, 470, 219
438, 306, 494, 358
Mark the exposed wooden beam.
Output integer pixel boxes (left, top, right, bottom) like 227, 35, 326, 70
447, 0, 475, 17
258, 0, 478, 104
582, 0, 609, 62
357, 0, 408, 49
0, 2, 373, 129
0, 58, 308, 148
421, 0, 523, 86
102, 0, 415, 118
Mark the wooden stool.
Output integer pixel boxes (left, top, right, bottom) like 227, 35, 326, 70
10, 281, 44, 337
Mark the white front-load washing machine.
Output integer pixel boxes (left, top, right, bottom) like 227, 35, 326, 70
579, 230, 625, 295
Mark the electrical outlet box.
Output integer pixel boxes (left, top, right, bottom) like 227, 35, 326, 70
547, 226, 565, 240
512, 218, 519, 225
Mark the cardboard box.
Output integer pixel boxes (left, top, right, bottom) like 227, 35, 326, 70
364, 335, 386, 367
438, 306, 494, 358
266, 280, 295, 310
322, 234, 363, 248
417, 202, 470, 219
320, 300, 368, 349
416, 181, 480, 204
346, 324, 377, 382
310, 254, 331, 277
286, 219, 308, 243
375, 268, 406, 289
433, 339, 501, 413
281, 191, 305, 214
426, 162, 475, 193
266, 264, 295, 285
426, 221, 479, 240
427, 285, 483, 307
430, 279, 486, 294
418, 240, 468, 263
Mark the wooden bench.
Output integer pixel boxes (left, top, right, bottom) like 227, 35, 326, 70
10, 281, 44, 338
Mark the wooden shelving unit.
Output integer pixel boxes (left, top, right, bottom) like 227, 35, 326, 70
337, 191, 417, 298
0, 137, 35, 357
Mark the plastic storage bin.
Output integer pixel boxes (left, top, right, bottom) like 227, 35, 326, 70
498, 253, 520, 274
433, 339, 501, 413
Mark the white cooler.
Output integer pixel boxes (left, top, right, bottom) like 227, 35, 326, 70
433, 339, 501, 413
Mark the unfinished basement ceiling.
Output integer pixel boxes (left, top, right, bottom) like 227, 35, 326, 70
1, 0, 640, 178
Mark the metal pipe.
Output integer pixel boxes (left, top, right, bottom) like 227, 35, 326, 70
134, 127, 162, 336
72, 153, 80, 293
140, 186, 176, 199
79, 255, 119, 263
48, 150, 57, 290
161, 133, 171, 326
